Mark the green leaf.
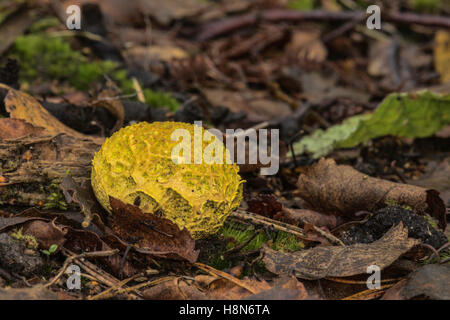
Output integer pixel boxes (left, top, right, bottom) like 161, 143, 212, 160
292, 91, 450, 158
49, 244, 58, 254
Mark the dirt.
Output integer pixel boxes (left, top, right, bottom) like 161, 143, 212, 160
341, 206, 448, 249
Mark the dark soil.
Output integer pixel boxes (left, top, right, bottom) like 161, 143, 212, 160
341, 206, 448, 249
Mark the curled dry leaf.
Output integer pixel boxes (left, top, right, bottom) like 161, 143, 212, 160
296, 158, 446, 229
0, 118, 45, 140
274, 207, 341, 230
0, 285, 60, 300
61, 176, 103, 229
0, 83, 103, 144
142, 275, 309, 300
262, 223, 419, 280
382, 264, 450, 300
109, 197, 199, 263
22, 220, 67, 251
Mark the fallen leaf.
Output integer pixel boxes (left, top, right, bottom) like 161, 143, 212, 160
0, 84, 103, 144
434, 31, 450, 83
136, 0, 208, 26
262, 223, 419, 280
409, 157, 450, 206
287, 30, 327, 63
292, 91, 450, 158
382, 264, 450, 300
22, 220, 67, 251
367, 39, 416, 91
274, 207, 341, 230
141, 277, 207, 300
296, 158, 446, 229
0, 118, 45, 140
109, 197, 199, 263
0, 285, 59, 300
125, 46, 188, 66
61, 176, 101, 228
0, 6, 35, 56
203, 88, 292, 122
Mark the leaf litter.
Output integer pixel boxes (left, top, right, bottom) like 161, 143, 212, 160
0, 0, 449, 301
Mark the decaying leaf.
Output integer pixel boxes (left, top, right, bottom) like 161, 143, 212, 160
274, 207, 341, 230
142, 275, 309, 300
0, 118, 45, 140
287, 30, 327, 63
296, 158, 446, 229
0, 285, 60, 300
109, 197, 199, 263
0, 84, 104, 144
203, 88, 292, 122
434, 31, 450, 83
382, 264, 450, 300
292, 91, 450, 158
262, 223, 419, 280
136, 0, 208, 26
61, 176, 101, 228
409, 157, 450, 206
22, 220, 67, 251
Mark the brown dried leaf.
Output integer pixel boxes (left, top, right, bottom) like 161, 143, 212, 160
0, 285, 60, 300
296, 158, 446, 229
262, 223, 420, 280
382, 264, 450, 300
409, 157, 450, 206
142, 277, 207, 300
203, 88, 292, 122
287, 30, 327, 63
274, 208, 341, 230
0, 119, 45, 140
109, 197, 199, 263
142, 275, 310, 300
22, 220, 67, 251
61, 176, 102, 229
0, 84, 103, 144
136, 0, 208, 26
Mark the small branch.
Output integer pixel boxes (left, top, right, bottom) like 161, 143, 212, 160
232, 209, 345, 246
197, 9, 450, 41
44, 249, 119, 288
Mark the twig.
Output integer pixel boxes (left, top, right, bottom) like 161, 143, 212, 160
231, 209, 306, 239
44, 249, 119, 288
341, 283, 396, 300
232, 209, 345, 246
197, 9, 450, 41
193, 262, 259, 294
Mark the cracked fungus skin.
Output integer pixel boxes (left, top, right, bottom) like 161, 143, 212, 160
91, 121, 244, 239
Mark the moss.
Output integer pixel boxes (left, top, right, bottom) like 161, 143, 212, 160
29, 17, 61, 33
220, 222, 304, 252
12, 34, 118, 90
410, 0, 440, 13
11, 34, 178, 111
288, 0, 315, 10
42, 180, 68, 211
205, 221, 303, 271
143, 89, 180, 112
11, 227, 39, 250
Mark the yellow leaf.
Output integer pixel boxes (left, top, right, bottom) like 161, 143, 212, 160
434, 31, 450, 83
